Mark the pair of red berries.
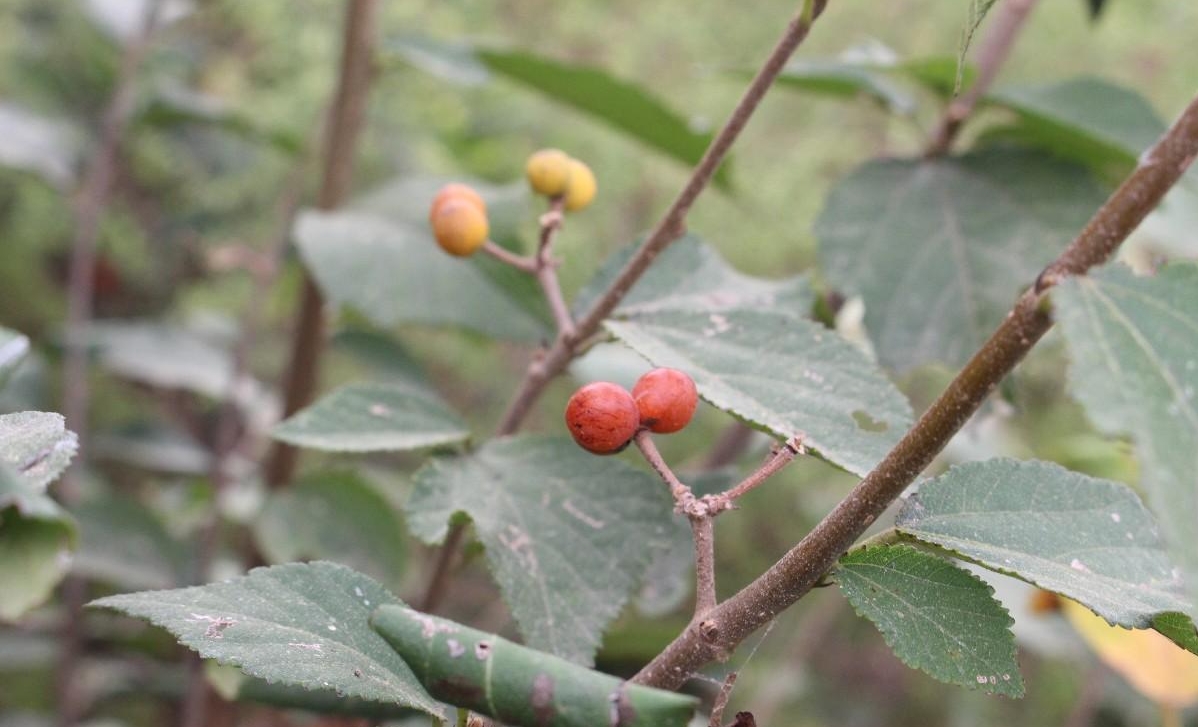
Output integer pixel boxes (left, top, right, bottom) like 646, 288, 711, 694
565, 368, 698, 455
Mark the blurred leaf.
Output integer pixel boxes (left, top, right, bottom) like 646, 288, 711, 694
330, 328, 429, 388
272, 382, 469, 453
137, 85, 303, 154
0, 412, 78, 491
815, 149, 1106, 372
0, 328, 31, 391
295, 209, 550, 342
387, 37, 724, 185
837, 545, 1022, 696
1087, 0, 1109, 20
985, 78, 1164, 178
91, 423, 211, 475
89, 562, 444, 718
254, 472, 407, 587
896, 57, 977, 98
372, 606, 698, 727
0, 464, 75, 620
80, 0, 193, 42
573, 234, 813, 318
84, 321, 275, 410
405, 435, 673, 665
895, 458, 1198, 653
72, 495, 188, 589
772, 60, 916, 114
1064, 598, 1198, 708
606, 309, 911, 477
1055, 262, 1198, 606
0, 103, 79, 189
635, 471, 731, 617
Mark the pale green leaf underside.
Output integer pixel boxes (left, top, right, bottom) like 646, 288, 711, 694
295, 209, 549, 342
606, 310, 911, 477
89, 562, 443, 717
816, 149, 1106, 372
0, 327, 30, 389
1055, 263, 1198, 607
896, 458, 1196, 649
271, 382, 469, 452
838, 545, 1023, 697
254, 472, 407, 588
572, 234, 812, 318
405, 436, 674, 665
0, 464, 74, 620
0, 411, 78, 491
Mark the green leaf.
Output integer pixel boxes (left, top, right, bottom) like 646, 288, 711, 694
294, 209, 550, 342
137, 85, 303, 155
837, 545, 1022, 696
772, 60, 916, 114
71, 495, 188, 590
85, 321, 273, 408
815, 149, 1107, 372
984, 78, 1165, 178
254, 472, 407, 588
91, 423, 211, 475
0, 327, 30, 390
0, 412, 78, 491
606, 309, 911, 477
895, 458, 1197, 652
1055, 263, 1198, 607
0, 464, 75, 620
573, 234, 813, 318
89, 562, 444, 718
330, 328, 429, 389
405, 435, 673, 665
272, 382, 469, 453
206, 662, 420, 719
387, 36, 722, 185
372, 606, 698, 727
896, 57, 976, 98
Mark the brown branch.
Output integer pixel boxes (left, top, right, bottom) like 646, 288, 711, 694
419, 521, 468, 613
691, 517, 717, 617
480, 240, 537, 273
494, 0, 830, 436
263, 0, 380, 489
634, 90, 1198, 691
56, 5, 163, 725
925, 0, 1041, 157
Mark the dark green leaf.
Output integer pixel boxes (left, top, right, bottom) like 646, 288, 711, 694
773, 60, 916, 114
89, 562, 444, 717
387, 37, 722, 184
606, 309, 911, 477
72, 495, 187, 590
0, 464, 75, 620
272, 382, 469, 453
895, 458, 1197, 652
295, 209, 550, 341
405, 436, 673, 665
837, 545, 1022, 696
573, 234, 813, 318
372, 606, 697, 727
816, 149, 1106, 372
254, 472, 407, 588
1055, 262, 1198, 606
0, 412, 78, 491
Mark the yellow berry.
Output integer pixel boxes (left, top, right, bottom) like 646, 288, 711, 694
431, 198, 489, 257
428, 183, 486, 226
563, 158, 596, 212
525, 148, 572, 197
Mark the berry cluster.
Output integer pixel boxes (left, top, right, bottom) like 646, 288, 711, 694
565, 368, 698, 455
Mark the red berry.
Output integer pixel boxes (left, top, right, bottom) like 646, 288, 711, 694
632, 368, 698, 434
564, 382, 640, 455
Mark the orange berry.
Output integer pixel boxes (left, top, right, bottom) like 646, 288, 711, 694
632, 368, 698, 434
563, 158, 596, 212
431, 198, 489, 257
428, 183, 486, 226
525, 148, 571, 197
565, 382, 640, 455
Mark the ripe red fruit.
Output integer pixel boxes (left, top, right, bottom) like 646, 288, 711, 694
632, 368, 698, 434
564, 382, 640, 455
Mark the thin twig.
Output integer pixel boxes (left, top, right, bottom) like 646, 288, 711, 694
481, 240, 537, 272
634, 89, 1198, 691
634, 430, 694, 506
262, 0, 380, 490
709, 436, 804, 512
691, 517, 717, 617
708, 671, 738, 727
533, 198, 575, 337
56, 5, 163, 725
925, 0, 1041, 157
494, 0, 830, 436
419, 522, 468, 612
